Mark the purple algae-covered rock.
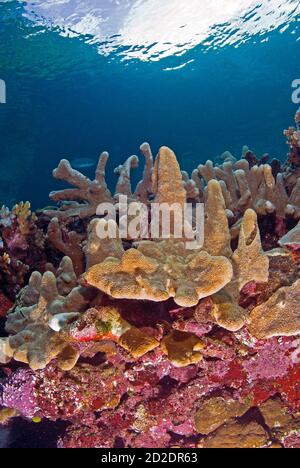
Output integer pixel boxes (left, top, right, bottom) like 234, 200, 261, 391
168, 364, 199, 384
242, 338, 294, 380
172, 319, 213, 337
0, 368, 38, 418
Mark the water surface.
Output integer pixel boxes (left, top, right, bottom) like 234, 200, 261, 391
0, 0, 300, 207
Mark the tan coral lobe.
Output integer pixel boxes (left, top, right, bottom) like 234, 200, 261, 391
161, 330, 204, 367
248, 279, 300, 339
47, 218, 85, 275
119, 327, 159, 358
195, 397, 252, 435
84, 238, 233, 307
211, 291, 248, 332
202, 420, 269, 449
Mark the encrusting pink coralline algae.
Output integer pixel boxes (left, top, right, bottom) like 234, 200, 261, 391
0, 115, 300, 448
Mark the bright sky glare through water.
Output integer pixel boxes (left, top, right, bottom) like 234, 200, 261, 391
22, 0, 300, 61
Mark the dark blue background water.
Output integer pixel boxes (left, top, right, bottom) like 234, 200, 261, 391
0, 0, 300, 208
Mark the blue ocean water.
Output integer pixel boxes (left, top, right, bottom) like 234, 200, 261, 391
0, 0, 300, 208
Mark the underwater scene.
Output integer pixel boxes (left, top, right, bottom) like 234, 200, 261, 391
0, 0, 300, 450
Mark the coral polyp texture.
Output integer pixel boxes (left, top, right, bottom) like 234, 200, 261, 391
1, 114, 300, 449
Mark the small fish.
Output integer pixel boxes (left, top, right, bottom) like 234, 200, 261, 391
182, 151, 194, 158
70, 158, 96, 170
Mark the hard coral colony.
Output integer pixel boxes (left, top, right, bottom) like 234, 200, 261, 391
0, 115, 300, 449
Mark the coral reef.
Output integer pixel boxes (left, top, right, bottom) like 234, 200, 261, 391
1, 113, 300, 449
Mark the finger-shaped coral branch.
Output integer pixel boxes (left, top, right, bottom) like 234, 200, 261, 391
134, 142, 154, 202
203, 180, 232, 258
46, 153, 113, 219
152, 146, 186, 206
232, 209, 269, 291
47, 217, 85, 275
114, 155, 139, 199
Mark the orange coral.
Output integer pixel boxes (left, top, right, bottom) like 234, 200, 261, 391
12, 201, 34, 236
211, 291, 248, 332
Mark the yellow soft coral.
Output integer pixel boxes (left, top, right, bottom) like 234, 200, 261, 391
13, 201, 33, 235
